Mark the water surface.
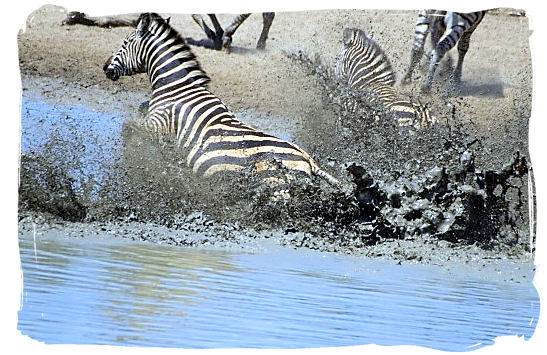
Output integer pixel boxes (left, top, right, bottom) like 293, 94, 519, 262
18, 230, 539, 351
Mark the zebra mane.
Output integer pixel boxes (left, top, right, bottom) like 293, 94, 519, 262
138, 12, 211, 86
343, 27, 396, 87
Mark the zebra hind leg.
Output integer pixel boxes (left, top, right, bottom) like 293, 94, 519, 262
189, 14, 224, 50
222, 14, 252, 52
402, 46, 424, 85
422, 29, 457, 94
422, 49, 441, 93
401, 10, 432, 85
451, 31, 473, 93
256, 12, 275, 50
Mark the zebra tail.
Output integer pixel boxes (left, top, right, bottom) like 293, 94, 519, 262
315, 168, 355, 196
314, 168, 342, 187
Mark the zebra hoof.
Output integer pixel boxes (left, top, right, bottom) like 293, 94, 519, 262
221, 36, 233, 52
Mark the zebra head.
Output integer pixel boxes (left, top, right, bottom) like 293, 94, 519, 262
103, 13, 167, 81
335, 28, 369, 82
335, 27, 396, 87
342, 28, 373, 47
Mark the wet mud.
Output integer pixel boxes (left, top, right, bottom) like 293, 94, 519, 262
18, 6, 535, 264
286, 52, 534, 251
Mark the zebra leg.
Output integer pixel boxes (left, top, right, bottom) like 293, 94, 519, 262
422, 48, 443, 93
452, 30, 473, 89
222, 13, 252, 52
191, 14, 223, 50
208, 14, 224, 35
429, 14, 444, 49
207, 14, 226, 50
401, 10, 431, 85
422, 26, 463, 92
256, 12, 275, 50
192, 14, 215, 38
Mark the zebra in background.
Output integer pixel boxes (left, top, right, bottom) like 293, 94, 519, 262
401, 10, 486, 93
335, 28, 437, 129
61, 11, 275, 52
190, 13, 275, 52
103, 13, 339, 187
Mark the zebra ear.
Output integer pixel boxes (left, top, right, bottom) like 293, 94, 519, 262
342, 28, 354, 45
165, 17, 171, 24
136, 13, 151, 37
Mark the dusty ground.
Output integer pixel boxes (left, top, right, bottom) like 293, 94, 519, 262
17, 5, 535, 264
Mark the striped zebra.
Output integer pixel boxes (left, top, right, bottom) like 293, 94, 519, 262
401, 10, 486, 93
335, 28, 436, 129
103, 13, 339, 187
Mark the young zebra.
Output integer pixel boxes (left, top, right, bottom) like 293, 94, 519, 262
401, 10, 486, 93
335, 28, 436, 128
104, 13, 339, 186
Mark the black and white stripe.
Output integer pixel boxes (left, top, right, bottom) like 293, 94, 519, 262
335, 27, 436, 128
104, 13, 339, 185
401, 10, 486, 92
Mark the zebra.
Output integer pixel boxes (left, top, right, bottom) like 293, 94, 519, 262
335, 27, 436, 129
401, 10, 486, 93
103, 13, 339, 187
190, 13, 275, 52
61, 11, 275, 52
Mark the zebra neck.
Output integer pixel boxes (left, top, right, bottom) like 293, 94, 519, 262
148, 82, 208, 112
145, 34, 210, 93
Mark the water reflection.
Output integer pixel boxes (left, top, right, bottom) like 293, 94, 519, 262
19, 233, 75, 287
18, 231, 539, 350
99, 243, 240, 336
19, 232, 243, 346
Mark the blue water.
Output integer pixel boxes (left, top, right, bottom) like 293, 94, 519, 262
20, 99, 124, 192
17, 231, 539, 351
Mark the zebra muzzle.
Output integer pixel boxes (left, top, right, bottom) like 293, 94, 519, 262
103, 56, 120, 81
104, 66, 120, 81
